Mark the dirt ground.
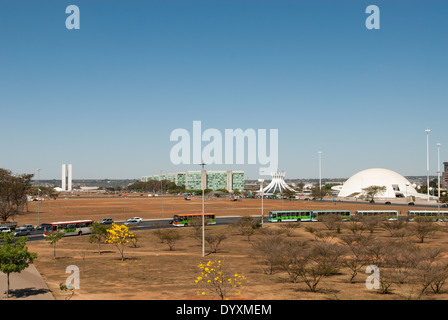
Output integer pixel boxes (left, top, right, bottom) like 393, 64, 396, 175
17, 193, 424, 226
17, 195, 448, 300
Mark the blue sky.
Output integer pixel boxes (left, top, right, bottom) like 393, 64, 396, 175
0, 0, 447, 180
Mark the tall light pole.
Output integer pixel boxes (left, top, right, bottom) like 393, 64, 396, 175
258, 178, 264, 227
199, 162, 207, 257
160, 170, 164, 218
37, 168, 42, 225
437, 143, 441, 199
425, 129, 431, 202
318, 151, 323, 190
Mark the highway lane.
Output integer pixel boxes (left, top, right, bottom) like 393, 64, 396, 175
16, 216, 245, 242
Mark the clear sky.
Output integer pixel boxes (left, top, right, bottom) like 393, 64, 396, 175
0, 0, 447, 180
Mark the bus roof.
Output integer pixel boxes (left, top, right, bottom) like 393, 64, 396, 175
47, 220, 94, 225
313, 210, 350, 212
174, 213, 215, 216
269, 210, 312, 213
356, 210, 398, 213
408, 210, 448, 213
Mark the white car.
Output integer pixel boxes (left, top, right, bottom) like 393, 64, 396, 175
129, 217, 143, 222
124, 219, 141, 228
0, 227, 11, 233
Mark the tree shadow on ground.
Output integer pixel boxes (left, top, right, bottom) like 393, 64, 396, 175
6, 287, 51, 299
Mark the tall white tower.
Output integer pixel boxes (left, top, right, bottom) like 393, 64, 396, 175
61, 164, 73, 191
61, 164, 67, 190
67, 164, 73, 191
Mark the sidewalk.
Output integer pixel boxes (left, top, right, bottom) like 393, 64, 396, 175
0, 265, 54, 300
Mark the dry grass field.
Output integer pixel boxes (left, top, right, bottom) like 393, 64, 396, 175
16, 195, 448, 300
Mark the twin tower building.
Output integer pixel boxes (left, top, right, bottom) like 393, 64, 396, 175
61, 164, 73, 191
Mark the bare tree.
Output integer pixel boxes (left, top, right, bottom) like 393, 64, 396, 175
252, 233, 287, 275
278, 222, 301, 237
382, 220, 409, 238
409, 217, 440, 243
154, 229, 182, 251
230, 216, 261, 241
339, 234, 371, 283
290, 240, 345, 292
205, 232, 227, 254
319, 215, 343, 233
359, 216, 385, 234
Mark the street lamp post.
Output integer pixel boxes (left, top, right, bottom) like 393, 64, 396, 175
199, 162, 207, 257
437, 143, 441, 199
258, 178, 264, 227
318, 151, 323, 190
37, 168, 42, 225
160, 170, 164, 218
425, 129, 431, 202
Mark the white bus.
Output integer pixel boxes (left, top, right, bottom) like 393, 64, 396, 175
42, 220, 94, 237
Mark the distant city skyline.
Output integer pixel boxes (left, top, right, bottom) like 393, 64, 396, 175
1, 0, 447, 180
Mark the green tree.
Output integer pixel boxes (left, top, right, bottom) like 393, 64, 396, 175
0, 233, 37, 297
361, 185, 387, 202
310, 187, 326, 200
89, 222, 109, 254
282, 188, 296, 200
0, 168, 34, 221
45, 230, 65, 259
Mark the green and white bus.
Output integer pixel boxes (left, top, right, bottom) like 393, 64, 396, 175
355, 210, 399, 221
407, 210, 448, 221
312, 210, 351, 221
171, 213, 216, 227
268, 211, 313, 222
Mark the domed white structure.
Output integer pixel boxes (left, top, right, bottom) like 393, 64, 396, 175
334, 168, 420, 199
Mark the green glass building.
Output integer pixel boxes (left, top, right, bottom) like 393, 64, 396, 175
141, 170, 244, 191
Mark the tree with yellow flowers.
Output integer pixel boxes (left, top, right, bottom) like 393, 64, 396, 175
104, 223, 135, 261
195, 259, 247, 300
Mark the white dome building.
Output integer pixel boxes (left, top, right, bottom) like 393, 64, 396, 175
333, 168, 420, 199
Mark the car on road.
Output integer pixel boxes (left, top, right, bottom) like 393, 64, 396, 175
14, 227, 31, 237
100, 218, 114, 225
36, 224, 47, 230
129, 217, 143, 222
124, 219, 141, 228
21, 224, 35, 231
408, 202, 415, 206
0, 227, 11, 233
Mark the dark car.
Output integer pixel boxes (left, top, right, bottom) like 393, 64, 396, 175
100, 218, 114, 225
36, 224, 47, 230
408, 202, 415, 206
385, 201, 391, 205
14, 227, 31, 237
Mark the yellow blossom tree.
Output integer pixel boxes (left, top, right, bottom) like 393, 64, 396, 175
104, 223, 135, 261
195, 259, 247, 300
